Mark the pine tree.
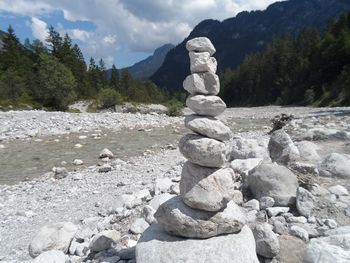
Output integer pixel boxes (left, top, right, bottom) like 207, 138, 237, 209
110, 64, 120, 91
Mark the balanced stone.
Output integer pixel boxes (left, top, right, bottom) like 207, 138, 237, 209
186, 37, 216, 55
179, 134, 226, 168
183, 73, 220, 95
186, 95, 226, 117
180, 162, 236, 211
154, 196, 246, 238
189, 51, 217, 74
185, 115, 232, 141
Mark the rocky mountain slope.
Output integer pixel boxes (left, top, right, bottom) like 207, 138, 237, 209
151, 0, 350, 91
110, 44, 174, 80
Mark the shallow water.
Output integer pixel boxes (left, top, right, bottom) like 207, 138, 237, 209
0, 126, 183, 185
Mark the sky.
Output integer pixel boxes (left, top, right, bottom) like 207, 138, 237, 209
0, 0, 279, 68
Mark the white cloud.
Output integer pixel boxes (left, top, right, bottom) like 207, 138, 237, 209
0, 0, 279, 67
68, 29, 91, 42
30, 17, 48, 42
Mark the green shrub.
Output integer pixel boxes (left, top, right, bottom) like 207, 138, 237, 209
98, 88, 123, 109
304, 89, 315, 105
166, 100, 183, 116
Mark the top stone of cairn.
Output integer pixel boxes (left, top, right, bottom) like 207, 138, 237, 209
186, 37, 216, 56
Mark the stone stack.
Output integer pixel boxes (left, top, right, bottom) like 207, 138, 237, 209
154, 37, 246, 239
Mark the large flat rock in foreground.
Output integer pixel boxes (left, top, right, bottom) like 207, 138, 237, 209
136, 224, 259, 263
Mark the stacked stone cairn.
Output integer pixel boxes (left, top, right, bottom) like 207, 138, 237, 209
154, 37, 248, 239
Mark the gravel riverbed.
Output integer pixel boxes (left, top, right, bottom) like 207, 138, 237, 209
0, 106, 349, 261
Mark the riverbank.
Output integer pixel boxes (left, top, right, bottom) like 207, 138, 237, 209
0, 106, 349, 261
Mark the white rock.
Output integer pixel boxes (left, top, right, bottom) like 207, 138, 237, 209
180, 162, 236, 211
52, 167, 68, 179
266, 207, 290, 217
154, 178, 173, 195
290, 225, 309, 241
324, 219, 338, 229
78, 135, 87, 139
186, 37, 216, 55
98, 164, 112, 173
149, 193, 176, 211
303, 233, 350, 262
260, 196, 275, 210
154, 196, 246, 238
89, 230, 120, 252
319, 153, 350, 178
141, 205, 157, 224
229, 137, 269, 160
189, 51, 217, 74
28, 222, 78, 258
130, 218, 150, 234
296, 187, 314, 217
74, 143, 83, 149
287, 216, 308, 224
186, 95, 226, 117
295, 141, 320, 163
184, 115, 232, 141
253, 223, 280, 258
268, 130, 300, 164
73, 159, 83, 165
328, 185, 349, 197
183, 73, 220, 95
230, 158, 263, 176
243, 199, 260, 211
33, 250, 66, 263
179, 134, 226, 168
248, 163, 298, 206
136, 224, 259, 263
99, 148, 114, 159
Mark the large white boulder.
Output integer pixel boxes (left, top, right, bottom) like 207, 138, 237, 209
230, 158, 264, 176
319, 153, 350, 178
154, 196, 246, 238
268, 130, 300, 164
180, 162, 236, 211
189, 51, 217, 74
186, 95, 226, 117
184, 115, 232, 142
183, 73, 220, 95
247, 163, 298, 206
28, 222, 78, 258
136, 224, 259, 263
179, 134, 227, 168
186, 37, 216, 55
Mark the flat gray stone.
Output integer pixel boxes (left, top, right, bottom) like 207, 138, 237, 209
89, 230, 120, 252
136, 224, 259, 263
186, 95, 226, 117
179, 134, 226, 168
253, 223, 280, 258
268, 130, 300, 164
319, 153, 350, 178
33, 250, 66, 263
180, 162, 236, 211
154, 196, 246, 238
184, 115, 232, 141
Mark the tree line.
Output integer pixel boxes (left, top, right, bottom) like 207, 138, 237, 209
220, 13, 350, 107
0, 26, 179, 111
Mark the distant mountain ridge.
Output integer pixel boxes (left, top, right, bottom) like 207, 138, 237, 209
113, 43, 174, 80
151, 0, 350, 91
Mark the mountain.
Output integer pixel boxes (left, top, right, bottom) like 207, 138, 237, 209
152, 0, 350, 91
0, 30, 6, 50
116, 43, 174, 80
